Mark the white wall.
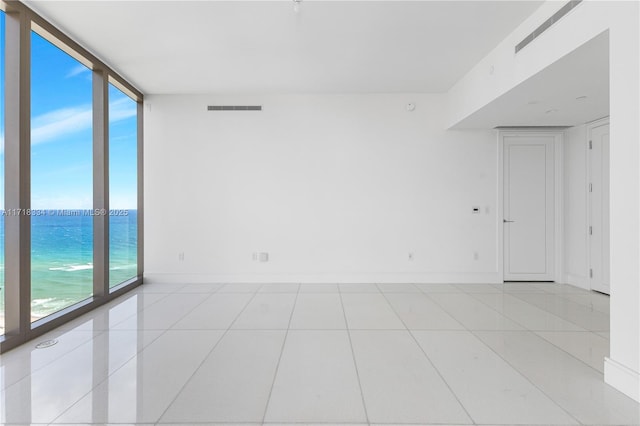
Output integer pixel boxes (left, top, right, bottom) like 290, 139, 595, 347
448, 1, 615, 128
142, 0, 640, 403
446, 0, 640, 402
607, 2, 640, 403
144, 94, 498, 284
564, 124, 589, 289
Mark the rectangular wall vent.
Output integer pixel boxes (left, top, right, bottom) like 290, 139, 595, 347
515, 0, 582, 53
207, 105, 262, 111
494, 125, 573, 130
495, 126, 572, 130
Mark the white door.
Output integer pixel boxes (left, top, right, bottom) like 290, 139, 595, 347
589, 122, 610, 294
503, 135, 555, 281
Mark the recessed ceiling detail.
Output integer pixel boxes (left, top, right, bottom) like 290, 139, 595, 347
23, 0, 544, 95
454, 31, 609, 129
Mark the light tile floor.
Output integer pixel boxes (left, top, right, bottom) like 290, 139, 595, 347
1, 282, 639, 425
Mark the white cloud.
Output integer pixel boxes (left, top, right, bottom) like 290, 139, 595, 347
31, 105, 93, 145
30, 98, 137, 146
110, 132, 137, 143
66, 64, 91, 79
109, 97, 138, 122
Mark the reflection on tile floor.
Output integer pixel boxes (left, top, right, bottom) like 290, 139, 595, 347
1, 281, 638, 425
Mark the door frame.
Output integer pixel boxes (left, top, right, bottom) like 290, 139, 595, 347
586, 116, 610, 293
497, 130, 564, 282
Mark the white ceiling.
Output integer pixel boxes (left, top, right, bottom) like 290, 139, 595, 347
24, 0, 543, 95
453, 30, 609, 129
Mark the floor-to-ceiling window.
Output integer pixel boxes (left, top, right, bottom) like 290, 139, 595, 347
30, 31, 94, 321
108, 84, 137, 288
0, 9, 6, 336
0, 1, 143, 352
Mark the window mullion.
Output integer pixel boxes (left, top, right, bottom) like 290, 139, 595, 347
137, 101, 143, 278
93, 69, 109, 298
2, 6, 31, 349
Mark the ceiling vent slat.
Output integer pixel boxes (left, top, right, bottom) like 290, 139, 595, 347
515, 0, 582, 54
207, 105, 262, 111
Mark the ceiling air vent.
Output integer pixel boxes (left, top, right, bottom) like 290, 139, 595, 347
515, 0, 582, 54
207, 105, 262, 111
495, 126, 572, 130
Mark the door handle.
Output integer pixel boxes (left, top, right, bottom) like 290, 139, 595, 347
503, 219, 515, 223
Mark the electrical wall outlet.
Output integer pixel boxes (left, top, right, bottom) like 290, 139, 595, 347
253, 252, 269, 262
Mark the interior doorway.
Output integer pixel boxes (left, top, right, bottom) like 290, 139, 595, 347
588, 119, 610, 294
500, 131, 563, 282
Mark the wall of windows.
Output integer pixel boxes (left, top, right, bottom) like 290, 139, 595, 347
0, 2, 143, 352
31, 32, 94, 321
109, 84, 138, 288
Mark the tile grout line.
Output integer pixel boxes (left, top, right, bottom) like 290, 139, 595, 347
530, 329, 609, 375
108, 281, 207, 331
463, 290, 588, 333
522, 284, 607, 316
39, 285, 203, 423
468, 327, 586, 426
462, 290, 610, 375
422, 290, 525, 331
0, 328, 105, 392
100, 289, 174, 329
377, 287, 477, 426
50, 285, 231, 424
411, 286, 468, 331
154, 283, 264, 424
46, 298, 187, 424
433, 285, 586, 424
434, 285, 599, 335
161, 289, 226, 331
99, 327, 523, 332
508, 291, 608, 332
47, 330, 161, 424
260, 283, 301, 424
422, 289, 583, 425
339, 284, 371, 425
137, 422, 586, 426
556, 290, 610, 315
7, 283, 616, 426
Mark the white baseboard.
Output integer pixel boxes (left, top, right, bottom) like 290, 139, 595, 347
143, 272, 501, 285
605, 357, 640, 402
564, 273, 590, 290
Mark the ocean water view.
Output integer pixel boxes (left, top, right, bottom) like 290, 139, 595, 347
0, 19, 140, 340
0, 210, 138, 325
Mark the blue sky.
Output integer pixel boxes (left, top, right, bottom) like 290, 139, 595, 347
0, 25, 138, 210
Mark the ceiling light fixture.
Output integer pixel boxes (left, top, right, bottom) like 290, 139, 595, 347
293, 0, 302, 13
576, 95, 588, 101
